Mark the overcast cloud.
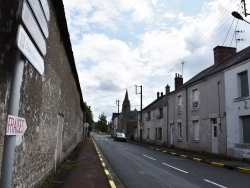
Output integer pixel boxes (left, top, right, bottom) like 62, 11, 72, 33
62, 0, 250, 121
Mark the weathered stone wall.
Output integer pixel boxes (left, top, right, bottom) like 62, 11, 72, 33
0, 0, 84, 187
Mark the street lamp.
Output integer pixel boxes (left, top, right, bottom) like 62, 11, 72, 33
232, 11, 250, 24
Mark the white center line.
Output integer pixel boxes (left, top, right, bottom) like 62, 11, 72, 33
204, 179, 227, 188
162, 163, 189, 174
143, 154, 156, 160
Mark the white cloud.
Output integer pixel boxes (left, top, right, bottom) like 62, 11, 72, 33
63, 0, 249, 121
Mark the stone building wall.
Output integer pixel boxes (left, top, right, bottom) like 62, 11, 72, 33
0, 0, 84, 187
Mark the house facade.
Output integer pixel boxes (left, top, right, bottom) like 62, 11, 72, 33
225, 57, 250, 159
167, 71, 227, 155
142, 92, 168, 145
139, 46, 250, 157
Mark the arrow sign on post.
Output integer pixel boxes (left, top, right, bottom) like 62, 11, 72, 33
6, 115, 27, 136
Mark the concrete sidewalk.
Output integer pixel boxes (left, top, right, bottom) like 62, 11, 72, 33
43, 137, 112, 188
128, 140, 250, 174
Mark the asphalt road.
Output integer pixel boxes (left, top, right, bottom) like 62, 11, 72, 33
93, 133, 250, 188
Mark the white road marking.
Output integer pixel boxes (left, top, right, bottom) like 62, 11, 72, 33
143, 154, 156, 161
162, 163, 189, 174
204, 179, 227, 188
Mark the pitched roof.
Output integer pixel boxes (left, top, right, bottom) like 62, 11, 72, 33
123, 110, 138, 120
142, 46, 250, 112
143, 95, 168, 112
112, 113, 119, 120
179, 46, 250, 89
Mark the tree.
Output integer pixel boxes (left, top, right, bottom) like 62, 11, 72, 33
96, 113, 108, 132
83, 102, 94, 131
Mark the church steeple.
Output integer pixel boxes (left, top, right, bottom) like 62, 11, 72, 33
122, 90, 130, 111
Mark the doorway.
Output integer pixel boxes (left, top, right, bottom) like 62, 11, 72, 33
211, 119, 218, 154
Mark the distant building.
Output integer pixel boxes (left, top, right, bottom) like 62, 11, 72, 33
111, 112, 119, 136
120, 90, 138, 139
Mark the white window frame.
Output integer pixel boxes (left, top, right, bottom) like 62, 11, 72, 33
238, 71, 249, 98
178, 95, 182, 113
241, 116, 250, 143
192, 89, 199, 110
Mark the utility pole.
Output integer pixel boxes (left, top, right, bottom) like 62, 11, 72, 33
135, 85, 142, 142
116, 100, 120, 132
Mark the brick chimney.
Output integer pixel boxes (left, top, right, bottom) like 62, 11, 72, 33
161, 92, 163, 97
157, 92, 159, 99
175, 73, 183, 90
165, 84, 170, 94
213, 46, 236, 65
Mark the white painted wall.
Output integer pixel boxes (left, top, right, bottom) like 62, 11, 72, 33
142, 103, 168, 145
225, 59, 250, 159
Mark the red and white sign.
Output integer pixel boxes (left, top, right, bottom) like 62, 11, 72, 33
6, 115, 27, 135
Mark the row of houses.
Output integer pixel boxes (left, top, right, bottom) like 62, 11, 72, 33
113, 45, 250, 160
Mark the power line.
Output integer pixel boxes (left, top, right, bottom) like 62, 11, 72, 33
83, 85, 134, 94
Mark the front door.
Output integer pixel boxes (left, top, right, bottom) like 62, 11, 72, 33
212, 119, 218, 154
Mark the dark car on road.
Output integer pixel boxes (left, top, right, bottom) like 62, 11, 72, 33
114, 132, 126, 142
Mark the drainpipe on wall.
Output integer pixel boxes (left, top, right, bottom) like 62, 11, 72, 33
217, 80, 224, 133
185, 87, 189, 151
166, 98, 169, 147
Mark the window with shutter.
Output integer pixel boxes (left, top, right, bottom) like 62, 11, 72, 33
158, 108, 163, 119
178, 123, 182, 139
146, 111, 151, 121
193, 121, 199, 141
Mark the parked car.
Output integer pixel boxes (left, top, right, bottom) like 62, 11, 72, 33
114, 133, 126, 142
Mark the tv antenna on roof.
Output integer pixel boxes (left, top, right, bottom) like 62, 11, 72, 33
181, 61, 187, 78
241, 0, 250, 17
235, 30, 245, 50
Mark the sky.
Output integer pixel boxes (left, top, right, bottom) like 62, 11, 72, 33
62, 0, 250, 122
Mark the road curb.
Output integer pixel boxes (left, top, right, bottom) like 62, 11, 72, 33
93, 138, 125, 188
129, 141, 250, 175
93, 140, 116, 188
237, 167, 250, 174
